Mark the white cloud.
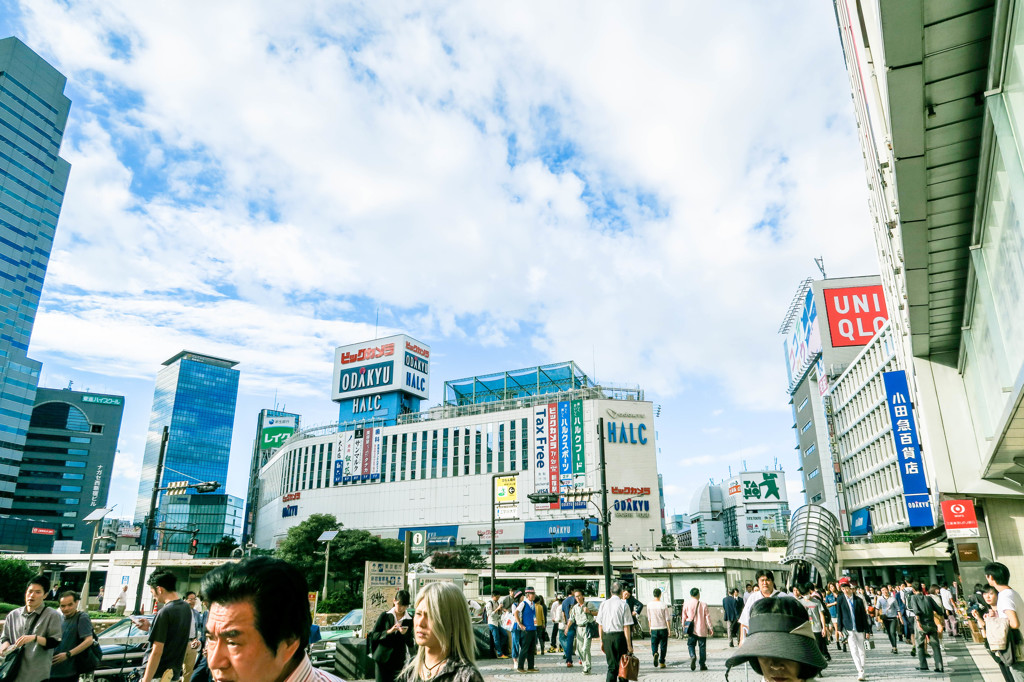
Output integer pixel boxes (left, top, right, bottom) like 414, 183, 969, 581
4, 2, 878, 513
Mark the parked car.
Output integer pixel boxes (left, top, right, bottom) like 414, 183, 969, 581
309, 609, 365, 668
93, 615, 153, 680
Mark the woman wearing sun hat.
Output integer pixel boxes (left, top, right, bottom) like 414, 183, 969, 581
725, 597, 829, 681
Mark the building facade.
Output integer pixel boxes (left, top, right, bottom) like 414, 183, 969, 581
833, 0, 1024, 584
134, 351, 240, 541
162, 493, 243, 556
780, 275, 901, 531
0, 38, 72, 513
13, 389, 123, 544
688, 470, 790, 548
252, 361, 660, 550
243, 409, 299, 544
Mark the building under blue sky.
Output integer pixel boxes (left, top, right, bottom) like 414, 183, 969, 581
134, 351, 240, 551
0, 37, 71, 513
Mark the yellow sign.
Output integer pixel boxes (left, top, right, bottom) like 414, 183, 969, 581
495, 476, 518, 503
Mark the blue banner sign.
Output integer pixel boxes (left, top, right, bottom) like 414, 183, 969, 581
850, 507, 871, 536
881, 370, 934, 527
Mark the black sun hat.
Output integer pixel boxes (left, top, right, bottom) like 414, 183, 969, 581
725, 597, 828, 680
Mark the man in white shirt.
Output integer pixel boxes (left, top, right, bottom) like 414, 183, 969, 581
938, 584, 957, 636
738, 569, 781, 642
986, 561, 1024, 682
646, 588, 671, 669
596, 581, 634, 682
742, 583, 754, 604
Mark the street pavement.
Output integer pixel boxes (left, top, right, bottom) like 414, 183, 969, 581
475, 633, 1003, 681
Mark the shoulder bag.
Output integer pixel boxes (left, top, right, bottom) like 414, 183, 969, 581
72, 614, 103, 674
617, 653, 639, 681
0, 608, 44, 682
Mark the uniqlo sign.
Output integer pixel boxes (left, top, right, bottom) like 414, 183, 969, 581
941, 499, 980, 538
822, 285, 889, 347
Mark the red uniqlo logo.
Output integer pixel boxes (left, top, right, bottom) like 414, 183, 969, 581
822, 285, 889, 347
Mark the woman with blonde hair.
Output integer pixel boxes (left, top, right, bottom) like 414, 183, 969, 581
402, 582, 484, 682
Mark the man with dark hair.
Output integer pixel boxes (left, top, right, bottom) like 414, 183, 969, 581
986, 561, 1024, 681
49, 591, 95, 682
137, 569, 193, 682
0, 575, 63, 682
183, 591, 202, 679
201, 556, 342, 682
485, 591, 508, 658
596, 581, 634, 682
908, 582, 943, 673
647, 587, 670, 668
723, 588, 741, 647
738, 569, 780, 642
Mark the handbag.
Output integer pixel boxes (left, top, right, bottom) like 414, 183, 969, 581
0, 609, 43, 682
987, 617, 1010, 651
71, 613, 103, 674
586, 621, 599, 638
683, 619, 694, 636
617, 653, 639, 681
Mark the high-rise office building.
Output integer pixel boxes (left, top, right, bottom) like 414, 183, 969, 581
242, 408, 299, 544
134, 351, 239, 535
162, 492, 243, 556
14, 388, 123, 545
0, 38, 72, 511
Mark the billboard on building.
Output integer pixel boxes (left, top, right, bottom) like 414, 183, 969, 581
784, 288, 821, 384
332, 334, 430, 401
881, 370, 934, 527
822, 285, 889, 348
725, 471, 787, 506
259, 414, 296, 451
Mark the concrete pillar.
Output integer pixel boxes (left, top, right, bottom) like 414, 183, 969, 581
882, 566, 892, 584
928, 565, 937, 586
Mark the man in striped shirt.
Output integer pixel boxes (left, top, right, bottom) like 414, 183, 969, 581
201, 557, 343, 682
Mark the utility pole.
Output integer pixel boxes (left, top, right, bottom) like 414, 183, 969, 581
597, 417, 612, 599
134, 426, 168, 615
490, 473, 497, 593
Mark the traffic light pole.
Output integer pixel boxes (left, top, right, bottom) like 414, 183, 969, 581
597, 417, 612, 599
135, 426, 169, 615
490, 473, 497, 594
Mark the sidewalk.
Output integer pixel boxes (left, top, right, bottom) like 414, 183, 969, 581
476, 633, 1004, 681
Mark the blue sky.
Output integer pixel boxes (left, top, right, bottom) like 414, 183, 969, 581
0, 1, 879, 524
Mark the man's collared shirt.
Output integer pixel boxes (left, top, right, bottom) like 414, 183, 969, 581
596, 595, 633, 633
284, 653, 344, 682
646, 600, 670, 631
738, 589, 780, 628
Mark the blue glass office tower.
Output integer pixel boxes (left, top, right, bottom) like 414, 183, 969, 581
0, 38, 71, 512
134, 351, 240, 531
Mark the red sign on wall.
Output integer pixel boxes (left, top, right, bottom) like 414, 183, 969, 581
822, 285, 889, 347
31, 527, 55, 536
941, 499, 979, 538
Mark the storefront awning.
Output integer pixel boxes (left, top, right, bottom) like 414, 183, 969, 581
909, 524, 946, 554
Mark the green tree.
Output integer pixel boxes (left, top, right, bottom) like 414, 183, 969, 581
507, 558, 539, 573
430, 544, 486, 569
274, 515, 404, 612
210, 535, 240, 557
535, 556, 585, 573
0, 557, 35, 604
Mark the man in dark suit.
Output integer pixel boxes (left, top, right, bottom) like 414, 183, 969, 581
908, 583, 943, 673
723, 589, 741, 647
835, 577, 871, 681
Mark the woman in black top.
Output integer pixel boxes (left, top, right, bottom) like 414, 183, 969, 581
370, 590, 416, 682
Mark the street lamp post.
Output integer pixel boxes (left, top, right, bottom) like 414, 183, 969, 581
597, 418, 612, 598
650, 528, 656, 550
318, 530, 339, 602
80, 507, 113, 612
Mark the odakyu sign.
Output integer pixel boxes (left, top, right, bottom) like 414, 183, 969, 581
822, 285, 889, 348
332, 334, 430, 401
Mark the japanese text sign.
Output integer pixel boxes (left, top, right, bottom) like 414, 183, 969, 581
881, 370, 934, 527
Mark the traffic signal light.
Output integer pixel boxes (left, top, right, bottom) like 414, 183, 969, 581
188, 536, 198, 556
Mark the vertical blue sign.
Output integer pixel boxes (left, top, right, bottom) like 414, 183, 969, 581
557, 401, 573, 509
881, 370, 934, 527
333, 459, 344, 485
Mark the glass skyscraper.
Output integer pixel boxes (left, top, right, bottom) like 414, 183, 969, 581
0, 38, 72, 512
134, 351, 240, 531
162, 492, 243, 556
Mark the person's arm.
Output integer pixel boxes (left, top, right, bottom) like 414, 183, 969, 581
514, 604, 524, 628
624, 621, 633, 652
142, 641, 163, 682
1006, 605, 1020, 630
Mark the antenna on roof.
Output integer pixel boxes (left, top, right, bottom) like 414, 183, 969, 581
814, 256, 827, 279
728, 466, 732, 477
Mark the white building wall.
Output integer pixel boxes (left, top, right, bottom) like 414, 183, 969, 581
254, 398, 660, 549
